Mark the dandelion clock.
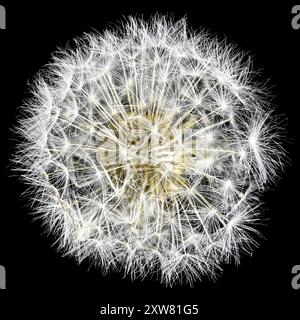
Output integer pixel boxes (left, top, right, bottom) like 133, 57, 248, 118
14, 17, 285, 286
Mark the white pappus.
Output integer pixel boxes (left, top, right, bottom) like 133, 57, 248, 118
13, 16, 286, 286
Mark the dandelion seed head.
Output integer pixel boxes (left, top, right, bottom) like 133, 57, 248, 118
14, 16, 285, 286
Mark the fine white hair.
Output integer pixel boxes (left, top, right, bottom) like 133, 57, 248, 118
14, 16, 285, 286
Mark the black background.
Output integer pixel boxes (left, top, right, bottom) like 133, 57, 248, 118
0, 1, 299, 318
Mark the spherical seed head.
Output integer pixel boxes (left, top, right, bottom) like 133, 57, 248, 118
14, 16, 285, 286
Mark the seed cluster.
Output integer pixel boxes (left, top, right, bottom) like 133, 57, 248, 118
14, 17, 285, 285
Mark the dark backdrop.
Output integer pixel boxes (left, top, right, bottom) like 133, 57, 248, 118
0, 1, 299, 318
